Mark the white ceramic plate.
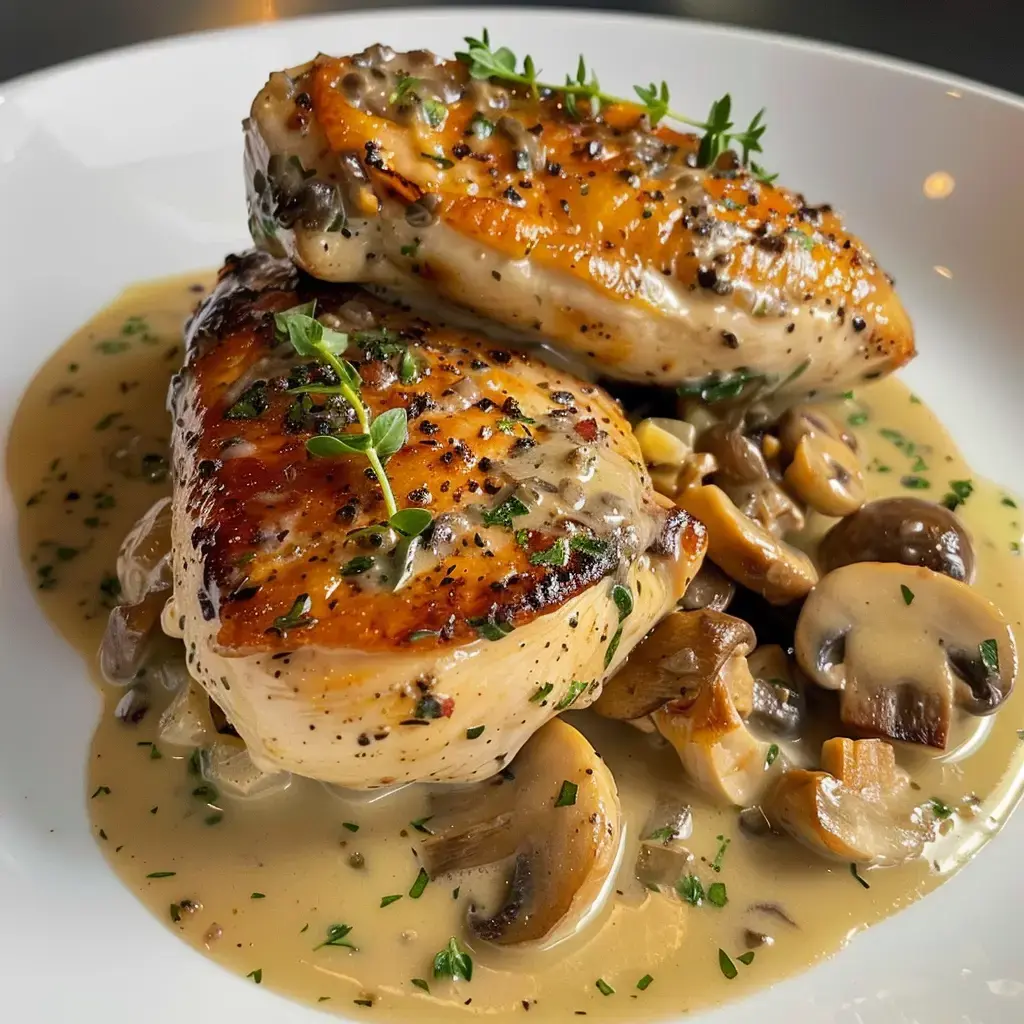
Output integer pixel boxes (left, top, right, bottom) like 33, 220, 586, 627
1, 9, 1022, 1022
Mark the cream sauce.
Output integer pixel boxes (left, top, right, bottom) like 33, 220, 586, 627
8, 275, 1024, 1020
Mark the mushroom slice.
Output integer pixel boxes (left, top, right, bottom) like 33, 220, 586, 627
766, 738, 932, 865
747, 645, 806, 740
652, 661, 774, 807
783, 432, 865, 517
677, 485, 818, 604
593, 610, 756, 721
420, 719, 620, 947
795, 562, 1018, 748
681, 561, 736, 612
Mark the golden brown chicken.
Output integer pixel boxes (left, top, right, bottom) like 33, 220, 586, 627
164, 250, 706, 787
245, 42, 914, 396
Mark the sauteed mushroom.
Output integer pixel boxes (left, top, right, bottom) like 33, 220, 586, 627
778, 406, 865, 517
766, 738, 934, 865
681, 561, 736, 612
677, 485, 818, 604
653, 663, 776, 807
819, 497, 975, 582
421, 719, 620, 947
747, 645, 806, 740
795, 562, 1017, 748
593, 610, 756, 720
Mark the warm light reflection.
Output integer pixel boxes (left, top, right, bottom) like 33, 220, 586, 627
260, 0, 277, 20
924, 171, 956, 199
934, 265, 953, 279
946, 89, 963, 99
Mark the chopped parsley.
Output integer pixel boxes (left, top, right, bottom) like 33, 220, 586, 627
554, 780, 579, 807
707, 882, 728, 907
530, 682, 554, 703
637, 974, 654, 991
929, 798, 955, 820
409, 867, 430, 899
433, 937, 473, 982
481, 494, 530, 527
980, 638, 1000, 673
466, 725, 485, 739
314, 923, 357, 950
247, 969, 263, 984
411, 978, 430, 992
718, 949, 738, 980
677, 875, 704, 906
380, 894, 403, 907
468, 617, 514, 641
91, 785, 111, 798
555, 678, 589, 710
901, 584, 915, 605
737, 951, 755, 966
942, 479, 974, 510
595, 979, 615, 996
764, 743, 780, 769
341, 555, 374, 576
224, 380, 269, 420
529, 537, 569, 567
342, 822, 360, 833
269, 593, 316, 635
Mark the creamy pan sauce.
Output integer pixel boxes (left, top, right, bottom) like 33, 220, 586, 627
8, 274, 1024, 1020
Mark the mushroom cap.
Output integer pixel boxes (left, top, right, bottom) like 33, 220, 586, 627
420, 719, 621, 947
766, 737, 932, 865
676, 485, 818, 605
819, 497, 975, 583
766, 768, 932, 865
652, 659, 775, 807
593, 610, 756, 720
795, 562, 1017, 748
783, 431, 866, 517
680, 561, 736, 613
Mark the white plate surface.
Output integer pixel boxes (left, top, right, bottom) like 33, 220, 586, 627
1, 9, 1023, 1022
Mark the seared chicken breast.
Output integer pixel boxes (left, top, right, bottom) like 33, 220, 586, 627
165, 250, 706, 787
245, 45, 914, 396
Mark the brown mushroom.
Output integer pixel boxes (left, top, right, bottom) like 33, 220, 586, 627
747, 645, 807, 740
593, 610, 756, 721
421, 719, 620, 947
681, 561, 736, 612
652, 663, 777, 807
677, 485, 818, 604
99, 499, 173, 685
699, 423, 805, 536
794, 562, 1017, 748
765, 737, 934, 864
819, 497, 975, 583
777, 405, 865, 517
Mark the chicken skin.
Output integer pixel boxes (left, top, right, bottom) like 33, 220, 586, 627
245, 44, 914, 397
164, 250, 706, 787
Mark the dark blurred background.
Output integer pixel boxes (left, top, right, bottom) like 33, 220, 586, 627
1, 0, 1021, 92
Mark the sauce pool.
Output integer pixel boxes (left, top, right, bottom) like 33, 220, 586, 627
7, 273, 1024, 1020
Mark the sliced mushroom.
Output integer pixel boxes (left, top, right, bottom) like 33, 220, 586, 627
699, 423, 805, 536
747, 645, 806, 740
676, 485, 818, 604
99, 498, 173, 685
634, 417, 695, 467
201, 738, 292, 799
795, 562, 1017, 748
652, 660, 776, 807
777, 405, 865, 517
421, 719, 620, 947
159, 681, 216, 746
819, 497, 975, 583
765, 737, 933, 864
594, 610, 756, 720
783, 432, 865, 517
681, 561, 736, 612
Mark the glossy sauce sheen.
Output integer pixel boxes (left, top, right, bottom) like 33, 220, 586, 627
9, 275, 1024, 1020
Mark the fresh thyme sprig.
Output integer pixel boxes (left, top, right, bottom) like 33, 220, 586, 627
276, 303, 432, 543
454, 30, 775, 182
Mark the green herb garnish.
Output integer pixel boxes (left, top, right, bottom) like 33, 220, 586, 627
530, 682, 554, 703
466, 725, 485, 739
314, 923, 357, 951
411, 978, 430, 992
677, 875, 704, 906
455, 31, 774, 180
433, 936, 473, 982
409, 867, 430, 899
554, 780, 579, 807
737, 951, 755, 966
555, 678, 589, 710
718, 949, 738, 980
247, 969, 263, 984
901, 584, 915, 605
529, 537, 569, 567
277, 302, 431, 545
224, 380, 269, 420
481, 494, 530, 527
764, 743, 780, 769
595, 979, 615, 996
929, 797, 955, 820
380, 894, 403, 907
342, 822, 360, 833
341, 555, 374, 576
980, 638, 1000, 673
270, 593, 316, 635
637, 974, 654, 991
707, 882, 728, 908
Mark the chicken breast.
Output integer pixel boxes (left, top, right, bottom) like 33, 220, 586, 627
165, 250, 706, 787
245, 44, 914, 396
